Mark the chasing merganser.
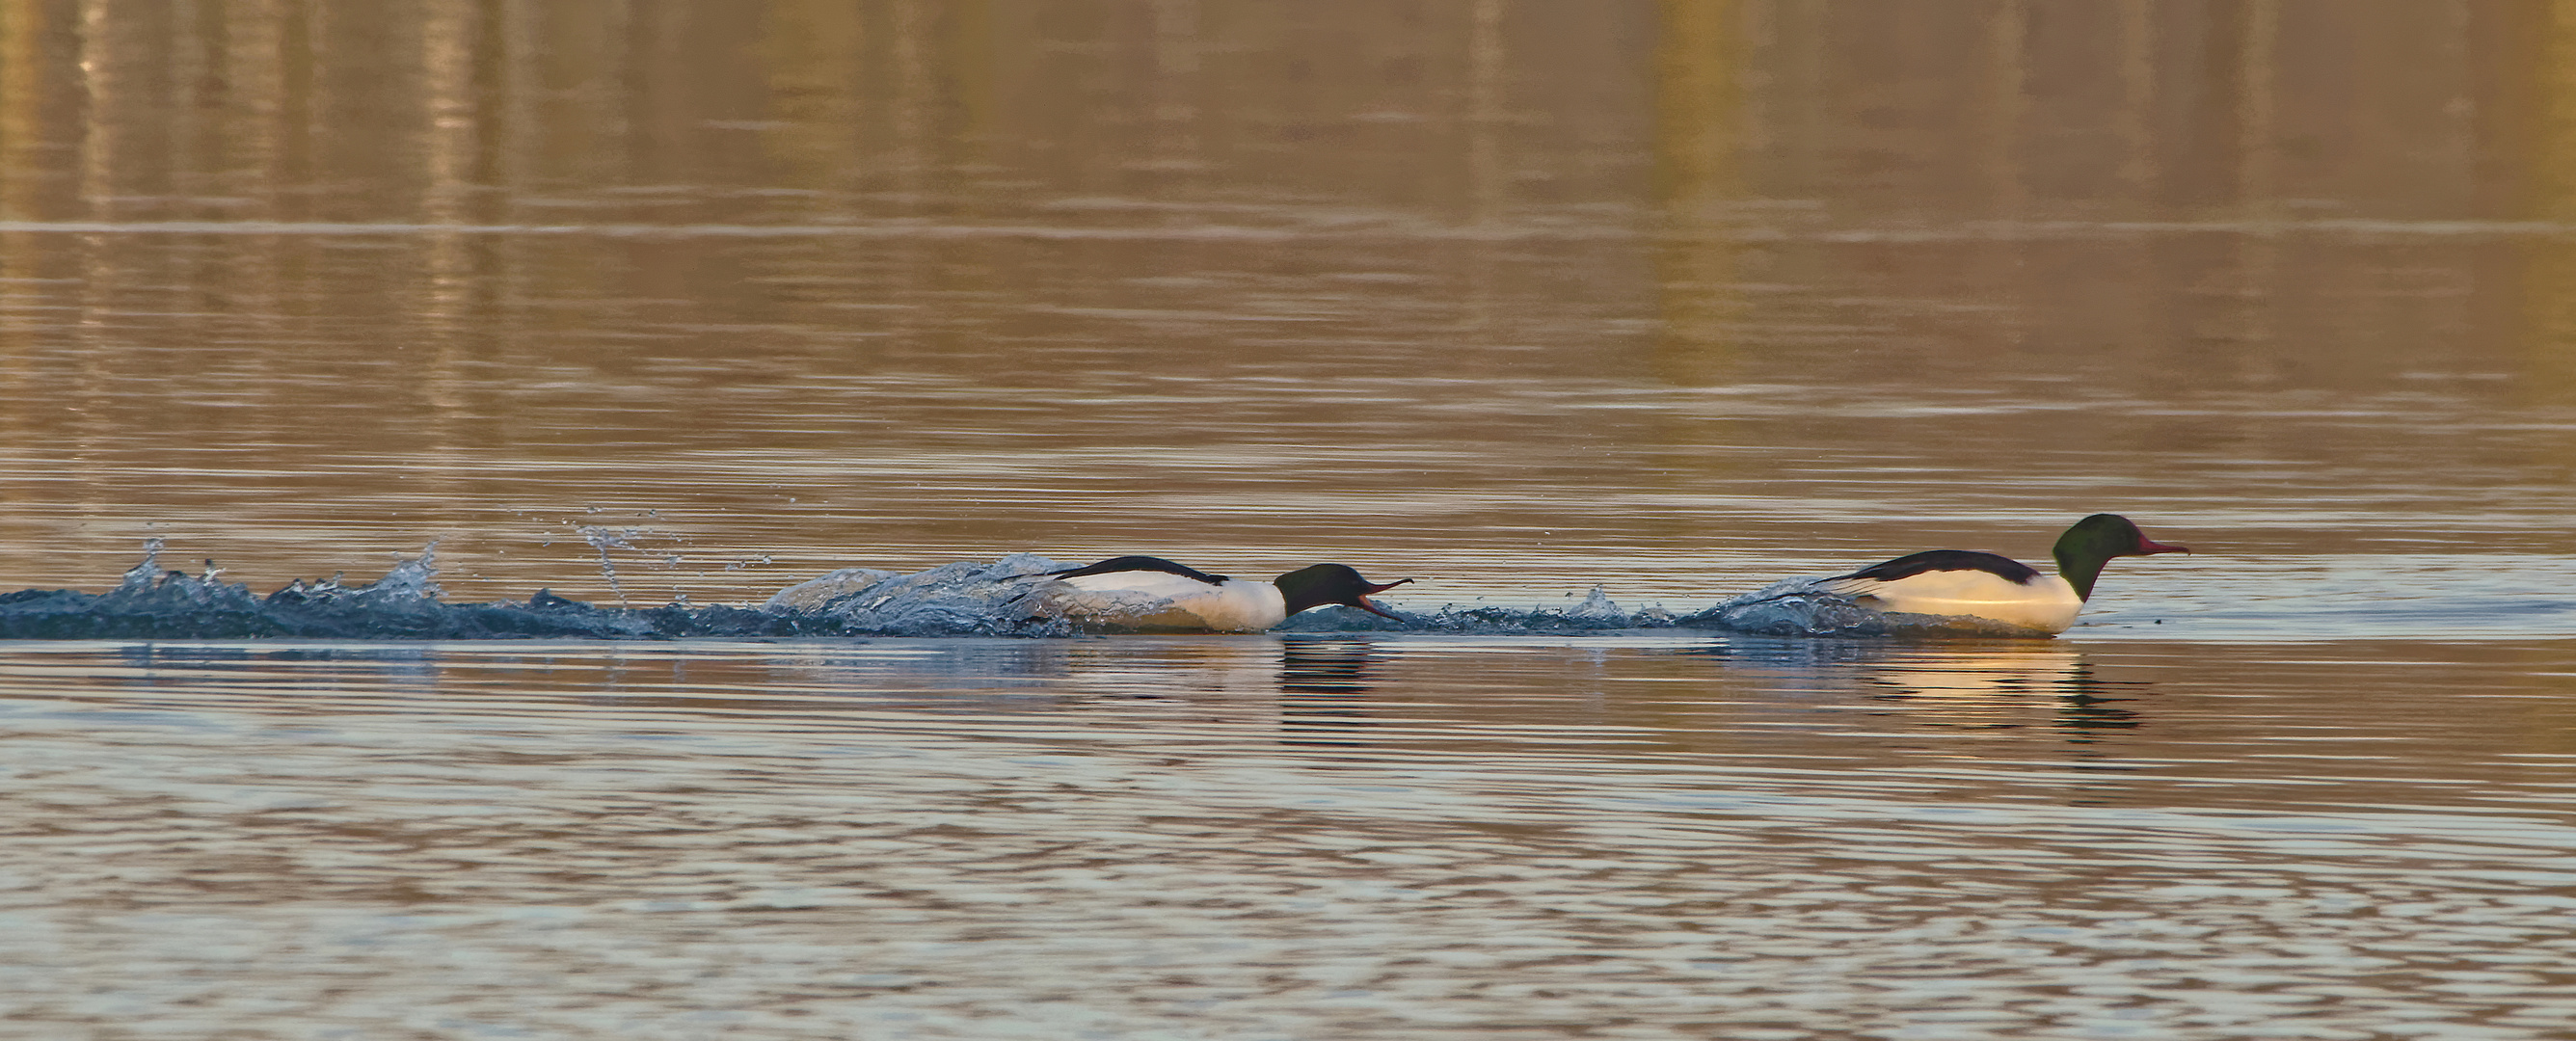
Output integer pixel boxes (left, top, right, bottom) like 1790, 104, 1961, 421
1817, 514, 2188, 633
1023, 555, 1414, 633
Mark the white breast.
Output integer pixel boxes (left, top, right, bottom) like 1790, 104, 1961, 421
1043, 573, 1288, 632
1825, 570, 2084, 634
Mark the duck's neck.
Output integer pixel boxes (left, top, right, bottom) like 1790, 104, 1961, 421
2053, 548, 2106, 601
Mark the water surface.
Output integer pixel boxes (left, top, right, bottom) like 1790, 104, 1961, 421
4, 636, 2573, 1038
5, 2, 2576, 1037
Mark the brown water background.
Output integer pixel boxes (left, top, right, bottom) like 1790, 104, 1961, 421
4, 2, 2576, 1038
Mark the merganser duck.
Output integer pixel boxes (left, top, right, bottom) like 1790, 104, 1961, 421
1023, 555, 1414, 633
1818, 514, 2188, 633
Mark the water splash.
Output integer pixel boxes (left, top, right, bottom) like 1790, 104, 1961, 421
1695, 577, 2054, 638
116, 537, 169, 593
1569, 584, 1626, 622
1275, 584, 1671, 635
763, 554, 1080, 636
0, 542, 808, 640
2, 546, 2054, 641
579, 527, 636, 606
363, 540, 443, 601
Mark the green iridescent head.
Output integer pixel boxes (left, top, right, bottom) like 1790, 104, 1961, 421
1275, 564, 1412, 619
2051, 514, 2188, 601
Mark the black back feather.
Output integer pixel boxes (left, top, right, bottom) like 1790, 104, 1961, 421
1839, 549, 2040, 585
1043, 555, 1230, 586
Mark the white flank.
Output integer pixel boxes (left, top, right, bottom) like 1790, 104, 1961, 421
1043, 573, 1290, 632
1824, 570, 2084, 634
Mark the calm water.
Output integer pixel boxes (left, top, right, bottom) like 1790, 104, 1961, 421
4, 1, 2576, 1037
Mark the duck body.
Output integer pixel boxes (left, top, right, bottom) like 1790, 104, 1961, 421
1811, 515, 2187, 635
1046, 558, 1290, 632
1821, 549, 2085, 633
1027, 555, 1409, 633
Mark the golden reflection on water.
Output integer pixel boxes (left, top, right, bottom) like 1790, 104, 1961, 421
1, 2, 2572, 612
5, 8, 2576, 1030
6, 7, 2576, 1034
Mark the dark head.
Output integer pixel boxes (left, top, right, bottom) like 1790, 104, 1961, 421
1275, 564, 1413, 620
2052, 514, 2189, 601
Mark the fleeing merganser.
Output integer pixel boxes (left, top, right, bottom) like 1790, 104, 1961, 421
1817, 514, 2188, 633
1021, 555, 1414, 633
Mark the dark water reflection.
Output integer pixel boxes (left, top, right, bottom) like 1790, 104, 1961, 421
3, 636, 2572, 1038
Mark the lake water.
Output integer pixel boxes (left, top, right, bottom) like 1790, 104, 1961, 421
4, 2, 2575, 1037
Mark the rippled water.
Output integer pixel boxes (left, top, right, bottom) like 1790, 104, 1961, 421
7, 2, 2576, 1037
5, 636, 2573, 1038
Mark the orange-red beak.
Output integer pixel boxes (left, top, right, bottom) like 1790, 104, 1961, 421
2136, 536, 2189, 555
1355, 577, 1414, 619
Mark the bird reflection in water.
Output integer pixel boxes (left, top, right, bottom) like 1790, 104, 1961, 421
2044, 660, 2153, 738
1853, 648, 2149, 739
1276, 637, 1379, 744
1689, 639, 2152, 739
